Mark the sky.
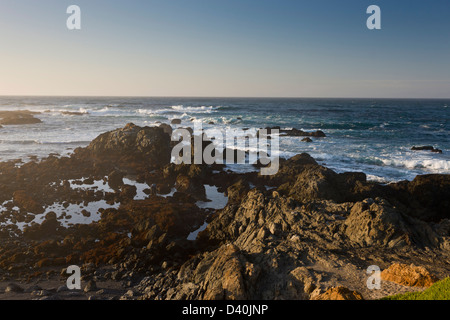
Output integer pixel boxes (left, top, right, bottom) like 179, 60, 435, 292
0, 0, 449, 98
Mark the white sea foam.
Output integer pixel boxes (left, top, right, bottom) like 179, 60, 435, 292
380, 157, 450, 172
367, 174, 389, 183
171, 105, 220, 113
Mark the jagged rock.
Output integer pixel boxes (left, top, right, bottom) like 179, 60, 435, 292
83, 123, 171, 170
226, 180, 250, 204
344, 198, 439, 248
311, 286, 364, 300
285, 165, 342, 202
197, 244, 248, 300
265, 153, 318, 184
381, 263, 439, 287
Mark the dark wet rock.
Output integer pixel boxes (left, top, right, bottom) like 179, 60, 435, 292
411, 146, 443, 154
25, 285, 43, 293
56, 285, 69, 293
156, 184, 172, 195
175, 175, 206, 201
171, 119, 182, 125
120, 184, 137, 200
387, 174, 450, 222
23, 212, 64, 240
158, 123, 173, 136
302, 137, 313, 143
108, 171, 124, 190
5, 282, 24, 293
81, 123, 172, 171
265, 127, 326, 138
13, 190, 44, 214
83, 177, 94, 185
84, 280, 98, 292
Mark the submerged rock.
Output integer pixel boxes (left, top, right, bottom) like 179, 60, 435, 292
411, 146, 443, 154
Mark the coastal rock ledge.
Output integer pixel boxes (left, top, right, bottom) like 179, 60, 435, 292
0, 123, 449, 301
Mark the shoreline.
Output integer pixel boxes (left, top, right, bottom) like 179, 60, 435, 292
0, 123, 449, 300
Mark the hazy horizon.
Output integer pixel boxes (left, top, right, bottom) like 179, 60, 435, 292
1, 0, 449, 98
2, 95, 450, 100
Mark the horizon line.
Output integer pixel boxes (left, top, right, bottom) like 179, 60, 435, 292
1, 94, 450, 100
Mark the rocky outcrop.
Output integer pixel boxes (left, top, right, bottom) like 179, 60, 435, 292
226, 180, 250, 204
271, 154, 375, 203
381, 263, 439, 287
0, 119, 449, 301
80, 123, 172, 171
0, 111, 42, 125
388, 174, 450, 222
196, 244, 249, 300
345, 198, 439, 248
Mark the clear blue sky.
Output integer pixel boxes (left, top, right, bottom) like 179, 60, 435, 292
0, 0, 449, 98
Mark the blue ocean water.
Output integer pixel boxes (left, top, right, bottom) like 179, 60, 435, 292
0, 96, 449, 182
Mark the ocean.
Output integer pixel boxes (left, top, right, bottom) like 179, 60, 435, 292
0, 96, 449, 183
